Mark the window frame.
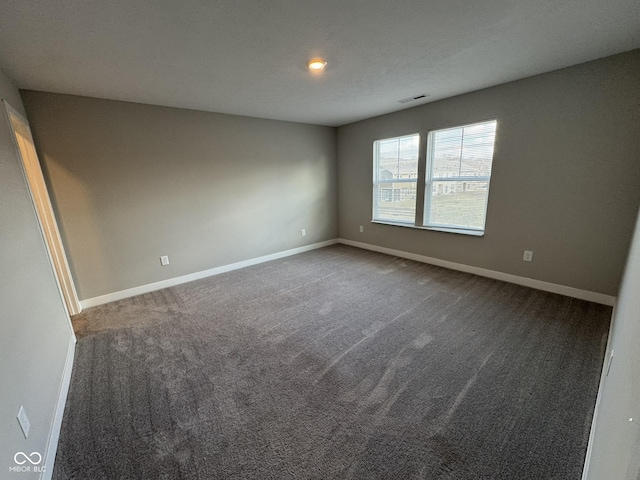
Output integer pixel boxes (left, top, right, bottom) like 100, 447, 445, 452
372, 133, 421, 225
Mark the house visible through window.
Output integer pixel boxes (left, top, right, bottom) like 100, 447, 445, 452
372, 120, 497, 235
372, 134, 420, 223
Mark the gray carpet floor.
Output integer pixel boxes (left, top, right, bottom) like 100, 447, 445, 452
54, 245, 611, 479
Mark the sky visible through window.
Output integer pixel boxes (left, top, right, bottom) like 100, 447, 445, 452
431, 122, 495, 179
377, 135, 420, 179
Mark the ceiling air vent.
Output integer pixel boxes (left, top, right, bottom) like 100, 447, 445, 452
398, 94, 429, 104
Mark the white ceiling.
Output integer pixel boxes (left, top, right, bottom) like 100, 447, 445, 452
0, 0, 638, 126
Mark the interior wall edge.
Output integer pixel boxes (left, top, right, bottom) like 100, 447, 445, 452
0, 66, 75, 480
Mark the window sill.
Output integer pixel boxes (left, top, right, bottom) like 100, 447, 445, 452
371, 220, 484, 237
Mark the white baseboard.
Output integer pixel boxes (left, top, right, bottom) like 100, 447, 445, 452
42, 333, 76, 480
80, 239, 339, 309
338, 238, 616, 306
80, 237, 615, 309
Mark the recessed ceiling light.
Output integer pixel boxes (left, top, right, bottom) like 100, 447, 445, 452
307, 58, 327, 71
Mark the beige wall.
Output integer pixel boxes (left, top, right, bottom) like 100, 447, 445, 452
337, 50, 640, 296
21, 93, 338, 300
585, 204, 640, 480
7, 48, 640, 477
0, 69, 74, 474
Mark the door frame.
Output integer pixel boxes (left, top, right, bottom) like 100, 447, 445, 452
3, 100, 82, 316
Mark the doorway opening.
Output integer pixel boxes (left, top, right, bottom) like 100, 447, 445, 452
4, 100, 81, 316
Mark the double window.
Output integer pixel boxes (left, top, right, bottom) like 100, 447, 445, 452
373, 120, 497, 235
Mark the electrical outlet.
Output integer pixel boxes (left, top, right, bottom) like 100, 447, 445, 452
359, 225, 364, 233
523, 250, 533, 262
301, 228, 306, 237
160, 255, 170, 266
17, 406, 30, 438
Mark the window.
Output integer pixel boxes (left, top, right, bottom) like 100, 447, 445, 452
372, 134, 420, 223
424, 120, 497, 232
372, 120, 497, 235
